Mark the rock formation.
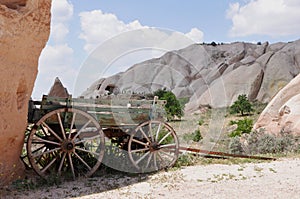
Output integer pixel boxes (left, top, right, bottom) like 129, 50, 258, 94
48, 77, 70, 98
254, 73, 300, 135
82, 40, 300, 112
0, 0, 51, 185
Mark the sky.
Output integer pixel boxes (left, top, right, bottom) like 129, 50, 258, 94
33, 0, 300, 99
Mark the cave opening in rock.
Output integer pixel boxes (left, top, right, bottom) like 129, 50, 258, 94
105, 84, 118, 95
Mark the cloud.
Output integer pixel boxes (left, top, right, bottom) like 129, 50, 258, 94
227, 0, 300, 37
51, 0, 73, 23
79, 10, 204, 53
34, 44, 76, 98
185, 28, 204, 43
50, 0, 73, 42
33, 0, 75, 99
79, 10, 145, 52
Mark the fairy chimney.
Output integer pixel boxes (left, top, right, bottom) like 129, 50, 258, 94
48, 77, 70, 98
0, 0, 51, 185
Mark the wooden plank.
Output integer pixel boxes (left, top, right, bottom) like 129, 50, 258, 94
41, 95, 166, 107
36, 95, 166, 126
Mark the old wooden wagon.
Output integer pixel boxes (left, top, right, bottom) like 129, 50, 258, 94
25, 95, 179, 179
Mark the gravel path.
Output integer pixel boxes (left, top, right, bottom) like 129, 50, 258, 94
2, 158, 300, 199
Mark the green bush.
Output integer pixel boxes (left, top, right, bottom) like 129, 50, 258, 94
183, 130, 203, 142
192, 130, 203, 142
154, 89, 184, 120
198, 119, 204, 126
230, 94, 253, 116
229, 118, 253, 137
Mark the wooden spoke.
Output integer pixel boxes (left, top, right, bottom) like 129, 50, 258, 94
131, 138, 149, 146
57, 113, 66, 140
158, 131, 172, 144
158, 150, 175, 159
41, 156, 58, 173
72, 120, 92, 141
156, 152, 167, 168
41, 122, 63, 142
75, 147, 100, 157
138, 127, 151, 143
32, 137, 60, 146
153, 152, 157, 170
74, 151, 92, 171
58, 152, 67, 175
74, 134, 101, 145
69, 112, 76, 139
32, 147, 61, 158
130, 148, 149, 153
68, 153, 75, 180
158, 143, 176, 149
149, 122, 154, 142
145, 153, 153, 169
155, 123, 162, 141
136, 151, 150, 165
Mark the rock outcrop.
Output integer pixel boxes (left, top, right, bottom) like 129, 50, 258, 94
48, 77, 70, 98
0, 0, 51, 185
254, 73, 300, 135
82, 40, 300, 112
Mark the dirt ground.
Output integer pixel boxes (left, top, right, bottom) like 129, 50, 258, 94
1, 157, 300, 199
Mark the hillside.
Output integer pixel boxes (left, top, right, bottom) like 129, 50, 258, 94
82, 40, 300, 112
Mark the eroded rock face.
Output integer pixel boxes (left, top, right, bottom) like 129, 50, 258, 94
254, 73, 300, 135
0, 0, 51, 185
82, 40, 300, 112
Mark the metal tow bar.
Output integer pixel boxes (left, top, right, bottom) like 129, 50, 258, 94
179, 146, 276, 161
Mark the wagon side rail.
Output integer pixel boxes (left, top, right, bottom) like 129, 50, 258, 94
28, 95, 167, 127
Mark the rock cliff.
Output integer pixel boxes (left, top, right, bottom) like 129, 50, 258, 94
82, 40, 300, 112
254, 73, 300, 135
0, 0, 51, 185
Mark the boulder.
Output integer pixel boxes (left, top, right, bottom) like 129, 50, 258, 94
0, 0, 51, 185
254, 73, 300, 135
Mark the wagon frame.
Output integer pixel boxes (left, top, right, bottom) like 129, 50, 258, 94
25, 95, 180, 179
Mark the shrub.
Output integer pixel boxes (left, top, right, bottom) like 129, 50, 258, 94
228, 118, 253, 137
228, 136, 244, 154
192, 130, 203, 142
234, 131, 300, 155
230, 94, 253, 116
211, 41, 217, 46
183, 130, 203, 142
198, 119, 204, 126
154, 89, 184, 120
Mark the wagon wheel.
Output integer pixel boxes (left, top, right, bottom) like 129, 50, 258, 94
20, 127, 32, 169
27, 108, 105, 179
128, 120, 179, 173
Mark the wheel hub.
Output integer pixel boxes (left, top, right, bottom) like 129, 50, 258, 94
149, 142, 159, 152
62, 140, 75, 152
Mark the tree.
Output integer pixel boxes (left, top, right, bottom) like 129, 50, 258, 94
154, 89, 183, 120
211, 41, 217, 46
230, 94, 253, 116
